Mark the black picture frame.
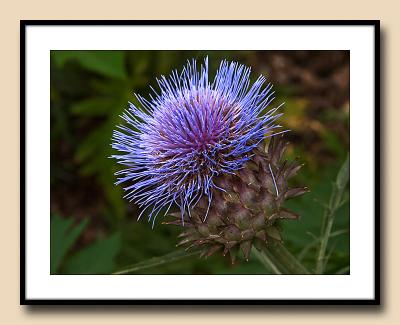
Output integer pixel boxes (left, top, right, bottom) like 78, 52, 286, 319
20, 19, 380, 306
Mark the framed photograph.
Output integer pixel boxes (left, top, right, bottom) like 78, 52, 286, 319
20, 20, 380, 305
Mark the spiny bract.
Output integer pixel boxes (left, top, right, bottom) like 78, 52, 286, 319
166, 136, 308, 263
111, 58, 285, 226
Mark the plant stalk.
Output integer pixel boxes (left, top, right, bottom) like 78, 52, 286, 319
112, 248, 201, 275
253, 242, 310, 274
315, 154, 349, 274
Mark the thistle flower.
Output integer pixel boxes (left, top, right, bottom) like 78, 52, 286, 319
112, 57, 307, 261
112, 58, 283, 224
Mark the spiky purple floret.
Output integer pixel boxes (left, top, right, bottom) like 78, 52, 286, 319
111, 58, 284, 226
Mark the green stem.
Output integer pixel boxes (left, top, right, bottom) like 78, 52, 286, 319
252, 247, 282, 274
253, 242, 310, 275
298, 229, 348, 262
112, 249, 200, 275
114, 242, 309, 275
315, 154, 349, 274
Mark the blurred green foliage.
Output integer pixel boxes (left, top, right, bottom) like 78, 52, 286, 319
51, 215, 120, 274
50, 50, 349, 275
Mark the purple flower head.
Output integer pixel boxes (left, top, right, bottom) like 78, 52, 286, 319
111, 58, 284, 226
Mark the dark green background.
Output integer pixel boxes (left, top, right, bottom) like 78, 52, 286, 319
50, 50, 350, 275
